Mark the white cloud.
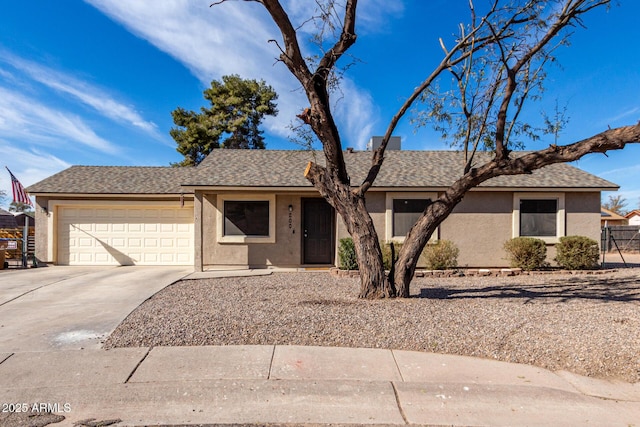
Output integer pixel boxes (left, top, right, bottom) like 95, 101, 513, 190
357, 0, 405, 33
598, 163, 640, 178
0, 50, 160, 137
84, 0, 402, 148
599, 107, 640, 128
333, 78, 377, 149
0, 87, 119, 154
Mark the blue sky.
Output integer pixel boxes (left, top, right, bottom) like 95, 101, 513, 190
0, 0, 638, 210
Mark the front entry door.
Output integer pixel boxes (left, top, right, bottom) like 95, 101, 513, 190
303, 198, 335, 264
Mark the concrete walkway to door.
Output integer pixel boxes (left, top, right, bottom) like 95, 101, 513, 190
0, 266, 191, 352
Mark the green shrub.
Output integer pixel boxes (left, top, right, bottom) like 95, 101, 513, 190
422, 240, 459, 270
503, 237, 547, 270
381, 241, 403, 270
338, 238, 358, 270
555, 235, 600, 270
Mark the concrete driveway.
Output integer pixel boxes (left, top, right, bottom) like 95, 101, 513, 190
0, 266, 191, 352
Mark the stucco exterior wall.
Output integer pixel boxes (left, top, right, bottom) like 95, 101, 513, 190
35, 189, 602, 269
202, 192, 314, 268
34, 196, 50, 264
565, 192, 601, 242
201, 189, 603, 269
441, 192, 513, 267
365, 192, 386, 237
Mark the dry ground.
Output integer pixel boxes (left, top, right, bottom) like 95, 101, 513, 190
105, 270, 640, 383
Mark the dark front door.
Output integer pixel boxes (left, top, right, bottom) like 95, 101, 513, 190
303, 198, 335, 264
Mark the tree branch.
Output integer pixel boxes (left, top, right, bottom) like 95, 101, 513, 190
260, 0, 313, 86
356, 0, 533, 195
315, 0, 358, 82
356, 13, 493, 195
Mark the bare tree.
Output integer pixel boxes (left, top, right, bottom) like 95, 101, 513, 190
602, 195, 628, 215
215, 0, 640, 298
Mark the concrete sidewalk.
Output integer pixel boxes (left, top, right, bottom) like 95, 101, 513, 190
1, 345, 638, 426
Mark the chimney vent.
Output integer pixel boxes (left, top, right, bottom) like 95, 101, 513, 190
367, 136, 401, 151
346, 147, 354, 153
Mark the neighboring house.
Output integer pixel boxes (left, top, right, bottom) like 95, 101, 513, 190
0, 208, 18, 229
601, 207, 628, 227
27, 149, 618, 269
625, 210, 640, 226
13, 212, 35, 227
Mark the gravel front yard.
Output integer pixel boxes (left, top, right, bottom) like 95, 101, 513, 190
105, 270, 640, 383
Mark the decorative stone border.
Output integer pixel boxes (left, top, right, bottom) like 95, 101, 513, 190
329, 267, 620, 278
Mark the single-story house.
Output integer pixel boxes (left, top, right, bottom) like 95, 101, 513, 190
625, 210, 640, 226
601, 207, 628, 227
27, 149, 618, 269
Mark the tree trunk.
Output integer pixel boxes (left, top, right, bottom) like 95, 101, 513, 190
394, 214, 441, 298
393, 183, 472, 297
335, 189, 395, 299
349, 214, 395, 299
304, 161, 393, 298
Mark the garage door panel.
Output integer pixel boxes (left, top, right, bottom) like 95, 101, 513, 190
176, 238, 190, 248
176, 253, 191, 263
176, 224, 190, 232
95, 253, 111, 263
58, 205, 193, 266
144, 238, 158, 247
160, 238, 174, 248
128, 238, 142, 247
160, 253, 175, 263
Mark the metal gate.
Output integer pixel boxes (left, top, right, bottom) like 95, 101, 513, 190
0, 228, 36, 268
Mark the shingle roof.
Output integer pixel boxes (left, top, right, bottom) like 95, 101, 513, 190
625, 210, 640, 219
0, 208, 18, 228
188, 149, 618, 190
27, 150, 618, 195
27, 166, 194, 194
601, 207, 627, 220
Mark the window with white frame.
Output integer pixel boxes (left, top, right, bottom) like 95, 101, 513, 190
224, 201, 269, 236
513, 193, 565, 243
217, 194, 276, 243
385, 192, 438, 241
393, 199, 431, 236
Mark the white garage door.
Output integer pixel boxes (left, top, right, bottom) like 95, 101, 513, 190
57, 205, 193, 266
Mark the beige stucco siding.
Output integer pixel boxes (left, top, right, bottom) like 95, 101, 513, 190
202, 192, 312, 268
565, 192, 601, 242
365, 192, 386, 237
34, 189, 604, 269
34, 196, 50, 264
441, 192, 513, 267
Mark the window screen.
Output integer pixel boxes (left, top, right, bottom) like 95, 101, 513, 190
520, 199, 557, 237
393, 198, 431, 237
224, 200, 270, 237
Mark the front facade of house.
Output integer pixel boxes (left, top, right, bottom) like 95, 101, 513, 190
28, 150, 617, 269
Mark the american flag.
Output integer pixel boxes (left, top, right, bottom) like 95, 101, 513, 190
6, 167, 33, 206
